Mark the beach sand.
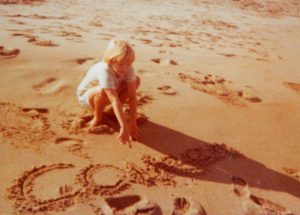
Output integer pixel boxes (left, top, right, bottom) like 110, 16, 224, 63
0, 0, 300, 214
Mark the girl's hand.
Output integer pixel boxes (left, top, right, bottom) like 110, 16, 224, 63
118, 126, 131, 147
130, 123, 141, 141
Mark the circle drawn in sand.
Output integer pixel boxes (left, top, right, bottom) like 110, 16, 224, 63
7, 163, 133, 214
7, 163, 82, 214
75, 164, 130, 197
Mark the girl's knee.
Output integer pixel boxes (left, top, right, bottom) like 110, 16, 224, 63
89, 89, 107, 107
94, 90, 106, 101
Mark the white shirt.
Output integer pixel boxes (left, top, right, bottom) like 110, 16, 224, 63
77, 61, 136, 98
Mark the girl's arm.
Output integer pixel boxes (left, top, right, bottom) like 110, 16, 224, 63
126, 80, 140, 141
104, 89, 130, 145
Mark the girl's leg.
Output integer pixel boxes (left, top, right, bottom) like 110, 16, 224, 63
87, 76, 140, 126
88, 89, 110, 127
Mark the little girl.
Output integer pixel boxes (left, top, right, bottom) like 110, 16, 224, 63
77, 39, 140, 145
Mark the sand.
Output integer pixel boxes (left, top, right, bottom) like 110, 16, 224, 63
0, 0, 300, 214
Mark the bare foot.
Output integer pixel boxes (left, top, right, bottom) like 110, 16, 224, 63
88, 117, 102, 128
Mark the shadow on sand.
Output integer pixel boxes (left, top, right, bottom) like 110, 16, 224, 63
139, 120, 300, 199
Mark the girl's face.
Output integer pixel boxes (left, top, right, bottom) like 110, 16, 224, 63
111, 62, 131, 75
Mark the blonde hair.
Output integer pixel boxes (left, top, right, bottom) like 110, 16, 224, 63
103, 39, 135, 65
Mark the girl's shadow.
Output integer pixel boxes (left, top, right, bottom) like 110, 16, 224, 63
139, 120, 300, 199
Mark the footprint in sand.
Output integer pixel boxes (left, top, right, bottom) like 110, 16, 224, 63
283, 82, 300, 95
28, 37, 59, 47
55, 31, 83, 42
172, 197, 207, 215
60, 114, 93, 134
0, 102, 53, 147
178, 72, 262, 106
181, 143, 241, 169
218, 53, 236, 58
54, 137, 90, 159
89, 19, 103, 27
55, 137, 84, 145
151, 58, 178, 66
8, 19, 26, 25
157, 85, 177, 95
248, 48, 269, 60
104, 195, 162, 215
0, 0, 45, 5
0, 46, 20, 59
64, 194, 162, 214
99, 33, 115, 40
136, 38, 152, 44
231, 176, 294, 215
33, 77, 70, 94
137, 92, 154, 106
60, 113, 115, 135
22, 107, 49, 114
88, 124, 115, 135
74, 57, 94, 65
282, 167, 300, 181
158, 50, 173, 55
137, 69, 158, 77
